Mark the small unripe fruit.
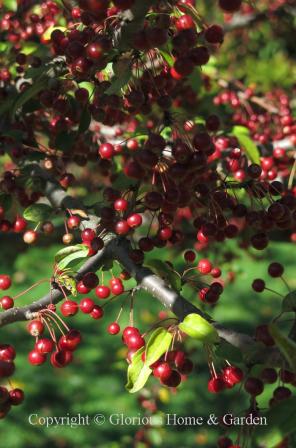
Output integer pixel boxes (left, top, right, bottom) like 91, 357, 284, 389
63, 233, 74, 244
23, 230, 38, 244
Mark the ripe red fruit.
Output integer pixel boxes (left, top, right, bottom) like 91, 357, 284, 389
79, 297, 95, 314
90, 305, 104, 319
86, 42, 103, 60
13, 217, 27, 232
174, 351, 186, 369
110, 282, 124, 295
58, 330, 81, 351
111, 283, 124, 296
279, 369, 295, 383
82, 272, 99, 289
115, 220, 130, 235
222, 366, 244, 386
0, 275, 11, 290
9, 388, 24, 405
197, 258, 212, 274
261, 368, 277, 384
184, 250, 196, 263
81, 228, 96, 242
28, 350, 46, 366
161, 370, 182, 387
127, 213, 142, 228
0, 296, 14, 310
0, 344, 16, 362
208, 376, 225, 393
114, 198, 128, 212
252, 279, 265, 292
27, 320, 44, 336
108, 322, 120, 335
35, 338, 54, 354
273, 386, 292, 401
158, 227, 173, 241
204, 25, 224, 44
99, 143, 115, 159
126, 334, 145, 350
50, 350, 73, 368
0, 360, 15, 378
76, 280, 91, 294
95, 285, 110, 299
60, 300, 79, 317
244, 377, 264, 396
153, 362, 172, 381
251, 233, 269, 250
110, 277, 121, 287
67, 215, 81, 229
211, 267, 221, 278
268, 262, 284, 278
197, 229, 209, 244
122, 326, 140, 344
175, 14, 195, 30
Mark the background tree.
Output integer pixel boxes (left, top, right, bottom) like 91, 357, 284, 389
0, 0, 296, 447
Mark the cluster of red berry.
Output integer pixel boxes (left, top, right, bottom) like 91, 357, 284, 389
0, 344, 24, 418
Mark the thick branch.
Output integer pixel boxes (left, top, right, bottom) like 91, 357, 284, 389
0, 239, 114, 327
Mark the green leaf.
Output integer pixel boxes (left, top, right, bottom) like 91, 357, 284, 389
282, 291, 296, 312
159, 50, 174, 67
255, 397, 296, 447
105, 68, 132, 95
268, 324, 296, 372
179, 314, 219, 344
231, 125, 250, 135
22, 42, 39, 55
3, 0, 17, 11
126, 347, 152, 393
144, 328, 173, 367
144, 259, 181, 292
58, 275, 77, 297
231, 127, 260, 164
78, 109, 91, 133
11, 78, 48, 118
215, 341, 243, 363
78, 82, 94, 96
11, 78, 48, 117
23, 204, 53, 222
0, 193, 12, 211
55, 244, 89, 270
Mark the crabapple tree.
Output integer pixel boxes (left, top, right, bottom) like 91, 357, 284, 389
0, 0, 295, 446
